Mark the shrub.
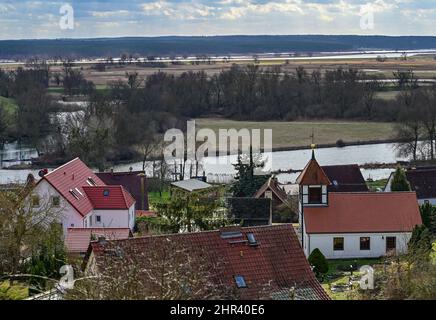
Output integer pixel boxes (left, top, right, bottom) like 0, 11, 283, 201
308, 248, 329, 279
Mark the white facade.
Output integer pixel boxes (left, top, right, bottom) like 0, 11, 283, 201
32, 180, 136, 234
31, 179, 84, 234
303, 231, 412, 259
84, 205, 135, 230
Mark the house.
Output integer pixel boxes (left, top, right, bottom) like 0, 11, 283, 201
253, 176, 295, 223
297, 150, 422, 259
31, 158, 136, 234
170, 178, 213, 193
65, 228, 132, 257
84, 224, 329, 300
322, 164, 368, 192
385, 166, 436, 205
96, 170, 149, 211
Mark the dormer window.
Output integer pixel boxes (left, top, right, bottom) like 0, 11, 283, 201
308, 186, 322, 204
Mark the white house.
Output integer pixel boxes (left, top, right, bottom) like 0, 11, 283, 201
297, 150, 422, 259
385, 166, 436, 205
31, 158, 136, 235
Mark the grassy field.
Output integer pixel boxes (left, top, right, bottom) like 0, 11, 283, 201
196, 118, 395, 150
367, 179, 388, 191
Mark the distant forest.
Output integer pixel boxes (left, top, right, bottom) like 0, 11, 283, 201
1, 35, 436, 59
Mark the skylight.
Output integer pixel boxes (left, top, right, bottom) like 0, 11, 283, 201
69, 189, 79, 200
234, 275, 247, 288
87, 177, 97, 186
247, 233, 258, 246
221, 231, 243, 239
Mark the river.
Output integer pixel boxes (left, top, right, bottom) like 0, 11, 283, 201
0, 142, 406, 185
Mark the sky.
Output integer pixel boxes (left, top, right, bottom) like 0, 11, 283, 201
0, 0, 435, 40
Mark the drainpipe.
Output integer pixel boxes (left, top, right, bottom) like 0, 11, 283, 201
138, 173, 146, 210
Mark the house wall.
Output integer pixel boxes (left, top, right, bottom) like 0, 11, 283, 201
32, 180, 84, 234
304, 231, 412, 259
84, 204, 135, 230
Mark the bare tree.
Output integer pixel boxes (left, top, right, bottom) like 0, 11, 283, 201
66, 237, 239, 300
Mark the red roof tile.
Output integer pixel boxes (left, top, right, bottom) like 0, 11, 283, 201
304, 192, 422, 234
83, 186, 135, 210
40, 158, 106, 217
88, 224, 329, 300
96, 171, 149, 210
66, 228, 131, 254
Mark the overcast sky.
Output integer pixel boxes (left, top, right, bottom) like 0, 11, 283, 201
0, 0, 435, 40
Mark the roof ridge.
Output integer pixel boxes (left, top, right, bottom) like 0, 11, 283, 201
44, 157, 80, 177
91, 223, 293, 244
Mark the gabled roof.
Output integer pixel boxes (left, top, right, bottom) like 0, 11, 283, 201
96, 171, 149, 210
304, 192, 422, 234
296, 155, 331, 186
254, 176, 288, 203
322, 164, 368, 192
171, 179, 212, 192
65, 228, 131, 254
405, 167, 436, 199
39, 158, 106, 217
83, 186, 135, 210
87, 224, 329, 300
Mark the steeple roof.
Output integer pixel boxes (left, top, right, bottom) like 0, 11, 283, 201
296, 153, 331, 186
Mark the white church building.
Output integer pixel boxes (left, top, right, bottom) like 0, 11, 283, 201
297, 151, 422, 259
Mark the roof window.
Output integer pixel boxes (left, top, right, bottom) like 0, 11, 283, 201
247, 233, 258, 246
87, 177, 97, 186
69, 189, 80, 200
234, 275, 247, 288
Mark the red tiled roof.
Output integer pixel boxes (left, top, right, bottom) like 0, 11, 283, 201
296, 157, 331, 186
66, 228, 131, 254
83, 186, 135, 210
304, 192, 422, 234
88, 224, 329, 300
39, 158, 106, 217
96, 171, 149, 210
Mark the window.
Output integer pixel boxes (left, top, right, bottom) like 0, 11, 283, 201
234, 275, 247, 288
247, 233, 257, 245
31, 195, 40, 207
103, 189, 110, 197
386, 237, 396, 252
333, 237, 344, 251
308, 186, 322, 204
69, 189, 79, 200
87, 177, 97, 186
360, 237, 371, 251
96, 215, 101, 223
52, 196, 60, 207
264, 190, 273, 199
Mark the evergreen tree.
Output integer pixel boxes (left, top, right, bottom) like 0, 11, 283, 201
308, 248, 329, 279
390, 167, 411, 191
231, 146, 268, 197
420, 202, 436, 231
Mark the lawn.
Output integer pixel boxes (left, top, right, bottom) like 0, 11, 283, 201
196, 118, 395, 151
0, 96, 17, 115
148, 191, 171, 206
367, 179, 388, 192
322, 258, 382, 300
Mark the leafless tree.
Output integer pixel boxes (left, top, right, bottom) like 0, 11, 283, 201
66, 237, 239, 300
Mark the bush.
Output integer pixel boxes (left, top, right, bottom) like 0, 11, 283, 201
336, 139, 346, 148
308, 248, 329, 279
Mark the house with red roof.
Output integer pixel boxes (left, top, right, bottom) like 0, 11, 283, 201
31, 158, 136, 235
297, 150, 422, 259
84, 224, 330, 300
